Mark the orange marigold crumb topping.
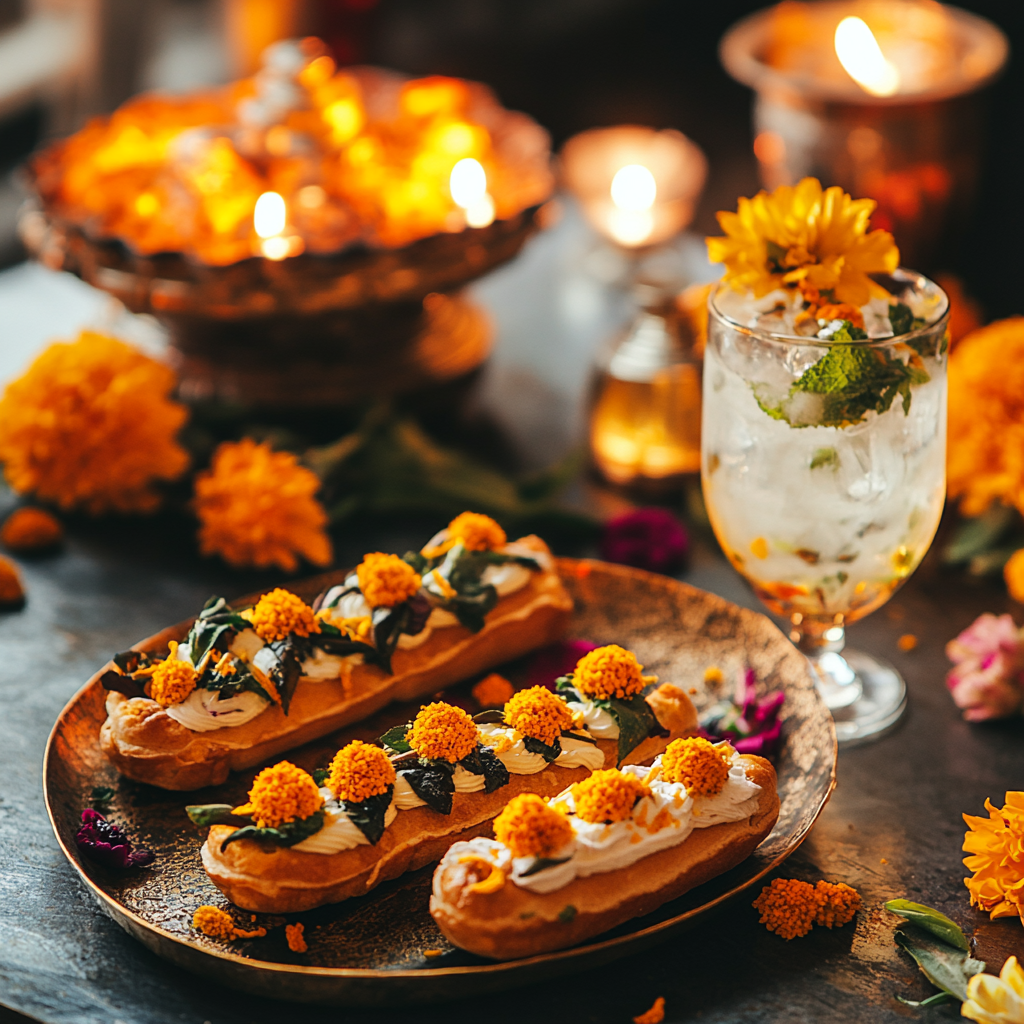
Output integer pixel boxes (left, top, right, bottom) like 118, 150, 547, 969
503, 685, 574, 746
634, 996, 666, 1024
493, 793, 574, 859
327, 740, 396, 804
814, 881, 861, 928
752, 878, 821, 939
246, 761, 323, 828
318, 609, 373, 644
1, 507, 62, 552
472, 673, 515, 708
357, 552, 421, 608
192, 905, 267, 941
249, 588, 320, 643
285, 923, 307, 952
0, 556, 25, 606
573, 644, 651, 700
406, 702, 478, 762
149, 649, 198, 707
446, 511, 506, 551
660, 737, 732, 797
571, 769, 648, 824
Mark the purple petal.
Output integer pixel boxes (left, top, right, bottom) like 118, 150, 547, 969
599, 508, 689, 575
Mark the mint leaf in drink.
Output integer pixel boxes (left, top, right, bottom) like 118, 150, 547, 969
817, 319, 868, 341
888, 302, 941, 357
809, 447, 839, 470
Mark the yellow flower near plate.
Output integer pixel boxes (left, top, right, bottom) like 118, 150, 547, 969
962, 956, 1024, 1024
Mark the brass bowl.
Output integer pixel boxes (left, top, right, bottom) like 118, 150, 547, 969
44, 559, 835, 1005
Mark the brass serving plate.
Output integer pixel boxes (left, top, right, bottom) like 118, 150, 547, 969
44, 560, 836, 1006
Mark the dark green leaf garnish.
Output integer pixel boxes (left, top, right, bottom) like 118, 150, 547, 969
186, 803, 238, 827
473, 710, 506, 724
403, 550, 428, 574
90, 786, 115, 808
220, 810, 325, 852
399, 763, 455, 815
558, 904, 577, 923
99, 667, 146, 697
379, 724, 412, 754
560, 729, 598, 746
342, 786, 394, 845
458, 745, 510, 793
311, 768, 330, 787
523, 736, 562, 762
602, 693, 656, 765
519, 856, 572, 877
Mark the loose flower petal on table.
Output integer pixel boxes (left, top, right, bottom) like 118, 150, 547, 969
599, 508, 689, 575
946, 615, 1024, 722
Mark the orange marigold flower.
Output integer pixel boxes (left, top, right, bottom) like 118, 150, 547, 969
447, 512, 506, 552
707, 178, 898, 306
472, 673, 515, 708
0, 332, 189, 514
244, 761, 323, 829
149, 650, 197, 707
194, 439, 332, 572
0, 556, 25, 606
814, 881, 861, 928
327, 740, 396, 804
356, 552, 421, 608
503, 685, 573, 747
406, 702, 478, 762
249, 588, 319, 642
752, 878, 822, 939
571, 768, 647, 824
660, 737, 732, 797
963, 792, 1024, 920
1, 507, 62, 552
947, 319, 1024, 520
493, 793, 574, 859
573, 644, 651, 700
285, 922, 307, 952
192, 905, 266, 941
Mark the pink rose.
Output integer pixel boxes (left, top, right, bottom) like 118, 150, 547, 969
946, 613, 1024, 721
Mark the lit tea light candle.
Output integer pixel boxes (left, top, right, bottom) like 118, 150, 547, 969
560, 126, 707, 249
253, 190, 302, 260
449, 158, 495, 229
834, 16, 900, 97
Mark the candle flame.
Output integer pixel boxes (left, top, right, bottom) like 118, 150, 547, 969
254, 191, 286, 238
834, 16, 901, 97
449, 157, 494, 228
610, 164, 657, 212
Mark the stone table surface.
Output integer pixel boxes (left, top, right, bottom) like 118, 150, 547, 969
1, 216, 1023, 1024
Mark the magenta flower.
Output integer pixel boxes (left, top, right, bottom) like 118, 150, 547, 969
700, 668, 784, 757
526, 639, 598, 690
75, 809, 154, 869
600, 508, 689, 575
946, 613, 1024, 722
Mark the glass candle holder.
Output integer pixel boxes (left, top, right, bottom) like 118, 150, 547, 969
720, 1, 1008, 269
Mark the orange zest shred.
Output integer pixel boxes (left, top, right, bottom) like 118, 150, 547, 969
327, 740, 396, 804
1, 507, 62, 552
472, 673, 515, 708
356, 552, 422, 608
285, 922, 307, 952
493, 793, 574, 859
406, 701, 478, 762
634, 996, 666, 1024
149, 646, 198, 707
0, 556, 25, 606
245, 761, 324, 829
659, 737, 732, 797
249, 588, 320, 642
457, 855, 506, 894
964, 792, 1024, 920
192, 905, 267, 941
572, 645, 653, 701
571, 769, 648, 824
503, 686, 573, 746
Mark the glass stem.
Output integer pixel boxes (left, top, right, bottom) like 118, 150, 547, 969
794, 624, 864, 712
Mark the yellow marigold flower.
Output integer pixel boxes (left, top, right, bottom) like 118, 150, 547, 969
706, 177, 899, 306
1006, 551, 1024, 605
962, 955, 1024, 1024
571, 768, 647, 824
245, 761, 323, 829
947, 319, 1024, 519
472, 672, 515, 708
406, 702, 478, 762
0, 332, 189, 514
327, 740, 396, 804
493, 793, 574, 859
285, 922, 307, 953
249, 587, 320, 642
192, 905, 266, 941
814, 881, 861, 928
356, 552, 421, 608
0, 556, 25, 607
149, 652, 197, 707
752, 878, 822, 940
194, 439, 332, 572
660, 737, 732, 797
963, 793, 1024, 920
573, 644, 651, 700
446, 511, 506, 552
1, 507, 62, 552
503, 686, 574, 747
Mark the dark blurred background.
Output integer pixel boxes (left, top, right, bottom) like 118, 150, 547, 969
0, 0, 1020, 315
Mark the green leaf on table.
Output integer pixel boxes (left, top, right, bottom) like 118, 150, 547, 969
941, 505, 1017, 566
185, 803, 238, 827
885, 899, 969, 951
897, 992, 954, 1008
893, 924, 985, 1002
